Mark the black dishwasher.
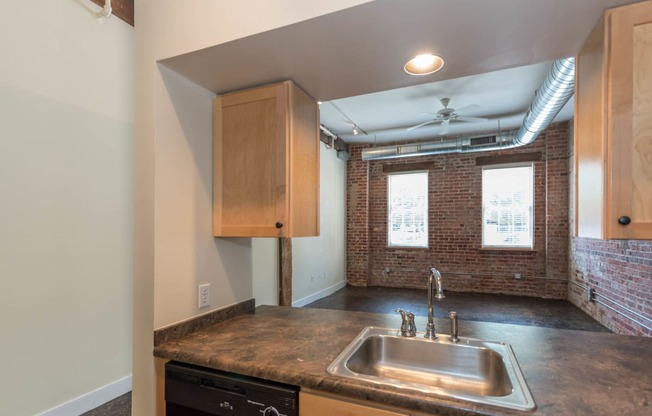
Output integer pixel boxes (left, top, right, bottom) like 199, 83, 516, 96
165, 361, 299, 416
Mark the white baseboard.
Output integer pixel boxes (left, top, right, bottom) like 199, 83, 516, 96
36, 374, 131, 416
293, 280, 347, 307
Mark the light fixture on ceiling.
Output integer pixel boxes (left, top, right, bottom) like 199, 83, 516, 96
328, 101, 367, 136
363, 57, 576, 161
404, 53, 445, 75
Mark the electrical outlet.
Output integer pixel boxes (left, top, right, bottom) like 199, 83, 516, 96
198, 284, 210, 308
587, 287, 595, 302
514, 273, 522, 280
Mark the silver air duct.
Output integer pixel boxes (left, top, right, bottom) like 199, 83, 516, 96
361, 58, 575, 161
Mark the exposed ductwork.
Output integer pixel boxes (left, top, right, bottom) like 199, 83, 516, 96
320, 124, 350, 161
361, 58, 575, 161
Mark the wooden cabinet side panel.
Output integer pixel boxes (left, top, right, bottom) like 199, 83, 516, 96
214, 98, 224, 236
287, 82, 320, 237
299, 391, 410, 416
575, 17, 607, 238
607, 2, 652, 239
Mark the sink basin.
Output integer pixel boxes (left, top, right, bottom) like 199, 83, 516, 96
327, 327, 535, 411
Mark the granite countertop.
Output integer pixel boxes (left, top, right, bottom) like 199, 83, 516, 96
154, 305, 652, 416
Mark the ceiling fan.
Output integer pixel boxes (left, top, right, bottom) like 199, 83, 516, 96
407, 97, 489, 134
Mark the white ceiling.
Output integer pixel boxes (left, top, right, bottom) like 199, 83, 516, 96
161, 0, 641, 144
320, 61, 571, 143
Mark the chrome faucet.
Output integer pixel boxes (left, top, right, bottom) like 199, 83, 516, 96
425, 267, 445, 339
395, 308, 417, 337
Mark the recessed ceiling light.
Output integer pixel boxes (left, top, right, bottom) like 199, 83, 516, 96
404, 53, 445, 75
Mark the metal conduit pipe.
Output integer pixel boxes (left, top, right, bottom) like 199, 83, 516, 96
594, 300, 652, 333
361, 57, 575, 161
569, 280, 652, 333
383, 268, 567, 281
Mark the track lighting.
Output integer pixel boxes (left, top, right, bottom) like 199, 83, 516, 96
327, 101, 367, 137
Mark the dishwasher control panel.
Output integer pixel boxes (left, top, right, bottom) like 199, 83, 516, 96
165, 361, 299, 416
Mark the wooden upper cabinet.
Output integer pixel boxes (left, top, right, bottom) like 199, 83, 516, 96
575, 1, 652, 239
213, 81, 320, 237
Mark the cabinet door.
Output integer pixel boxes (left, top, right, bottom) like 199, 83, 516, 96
300, 392, 409, 416
214, 83, 288, 237
608, 2, 652, 239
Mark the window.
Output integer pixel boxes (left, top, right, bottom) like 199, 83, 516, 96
482, 163, 534, 249
388, 171, 428, 248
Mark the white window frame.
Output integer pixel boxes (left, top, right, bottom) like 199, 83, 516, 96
387, 170, 429, 248
481, 162, 534, 249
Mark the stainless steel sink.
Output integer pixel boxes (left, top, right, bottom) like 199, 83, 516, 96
327, 327, 535, 411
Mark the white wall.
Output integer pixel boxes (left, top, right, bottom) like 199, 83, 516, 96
251, 143, 348, 309
134, 1, 372, 414
153, 66, 252, 329
0, 1, 133, 415
253, 238, 279, 307
292, 143, 348, 306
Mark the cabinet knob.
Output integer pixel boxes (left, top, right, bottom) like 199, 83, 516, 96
275, 222, 283, 229
618, 216, 631, 225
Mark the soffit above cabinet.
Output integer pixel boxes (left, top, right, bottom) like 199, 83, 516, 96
160, 0, 644, 145
159, 0, 639, 102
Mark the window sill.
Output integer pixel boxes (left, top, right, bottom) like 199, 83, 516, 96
386, 246, 430, 250
480, 247, 537, 253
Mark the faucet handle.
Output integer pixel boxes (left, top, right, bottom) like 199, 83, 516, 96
406, 311, 417, 337
395, 308, 417, 337
395, 308, 408, 336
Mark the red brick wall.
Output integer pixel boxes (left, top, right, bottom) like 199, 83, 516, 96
569, 239, 652, 336
567, 122, 652, 336
346, 123, 569, 298
346, 145, 370, 286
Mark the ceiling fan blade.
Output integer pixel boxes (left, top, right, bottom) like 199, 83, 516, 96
456, 116, 489, 123
407, 119, 439, 131
440, 119, 450, 134
455, 104, 480, 114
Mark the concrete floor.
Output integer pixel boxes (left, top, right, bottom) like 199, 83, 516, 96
86, 286, 608, 415
81, 392, 131, 416
304, 286, 610, 332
